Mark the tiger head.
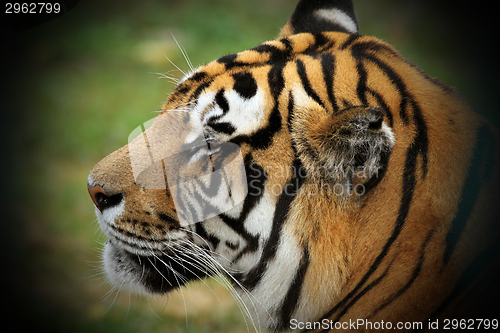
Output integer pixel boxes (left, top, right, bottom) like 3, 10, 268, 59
88, 0, 500, 330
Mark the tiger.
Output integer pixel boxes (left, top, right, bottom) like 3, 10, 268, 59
87, 0, 500, 331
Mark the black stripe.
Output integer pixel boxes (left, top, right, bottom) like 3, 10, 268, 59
318, 261, 394, 333
251, 43, 281, 54
217, 156, 265, 263
316, 141, 419, 325
340, 34, 359, 50
208, 122, 236, 135
206, 89, 236, 135
217, 53, 253, 70
184, 187, 220, 222
217, 53, 238, 66
307, 256, 394, 333
362, 146, 391, 195
351, 40, 399, 57
174, 84, 191, 96
196, 165, 223, 198
269, 61, 286, 100
276, 38, 294, 62
230, 64, 284, 150
221, 209, 260, 263
225, 240, 240, 251
320, 53, 338, 113
190, 80, 211, 102
341, 99, 352, 109
242, 158, 306, 290
251, 44, 283, 62
296, 58, 325, 108
356, 59, 368, 105
350, 39, 456, 94
287, 91, 295, 133
443, 126, 496, 265
351, 43, 411, 125
195, 223, 220, 250
189, 71, 207, 82
304, 32, 333, 54
355, 39, 456, 95
232, 71, 258, 99
367, 88, 393, 127
278, 245, 310, 330
368, 55, 410, 125
110, 224, 157, 244
251, 38, 293, 63
370, 228, 435, 316
210, 141, 241, 171
157, 212, 180, 227
216, 38, 294, 71
215, 89, 229, 113
411, 101, 429, 177
218, 53, 237, 64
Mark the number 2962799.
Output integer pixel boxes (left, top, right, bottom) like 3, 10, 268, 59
5, 3, 61, 14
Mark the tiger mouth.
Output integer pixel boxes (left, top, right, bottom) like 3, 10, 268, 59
105, 239, 211, 294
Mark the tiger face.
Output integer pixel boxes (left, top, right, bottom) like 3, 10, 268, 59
88, 0, 500, 331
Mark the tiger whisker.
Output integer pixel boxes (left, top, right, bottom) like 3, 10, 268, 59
172, 235, 269, 331
170, 31, 195, 72
156, 75, 180, 86
164, 250, 227, 311
101, 278, 127, 316
165, 237, 250, 306
146, 296, 165, 322
163, 53, 187, 77
147, 256, 175, 287
175, 234, 243, 276
148, 247, 191, 326
156, 70, 181, 82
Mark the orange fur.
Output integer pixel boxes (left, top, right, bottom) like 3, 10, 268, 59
88, 3, 500, 331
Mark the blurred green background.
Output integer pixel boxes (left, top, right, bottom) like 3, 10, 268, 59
1, 0, 497, 332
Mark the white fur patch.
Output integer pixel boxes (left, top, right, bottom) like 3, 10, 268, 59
314, 8, 358, 34
220, 89, 266, 136
198, 89, 266, 139
87, 174, 96, 187
240, 230, 303, 328
242, 190, 275, 238
103, 240, 151, 295
195, 90, 217, 119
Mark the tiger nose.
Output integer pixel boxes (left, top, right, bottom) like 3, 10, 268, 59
87, 184, 123, 212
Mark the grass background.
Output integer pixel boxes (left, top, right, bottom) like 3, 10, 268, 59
1, 0, 497, 332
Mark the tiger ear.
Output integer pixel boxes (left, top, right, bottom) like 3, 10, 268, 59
292, 106, 394, 197
280, 0, 359, 38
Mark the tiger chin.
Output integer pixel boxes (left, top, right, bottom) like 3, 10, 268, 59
88, 0, 500, 331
